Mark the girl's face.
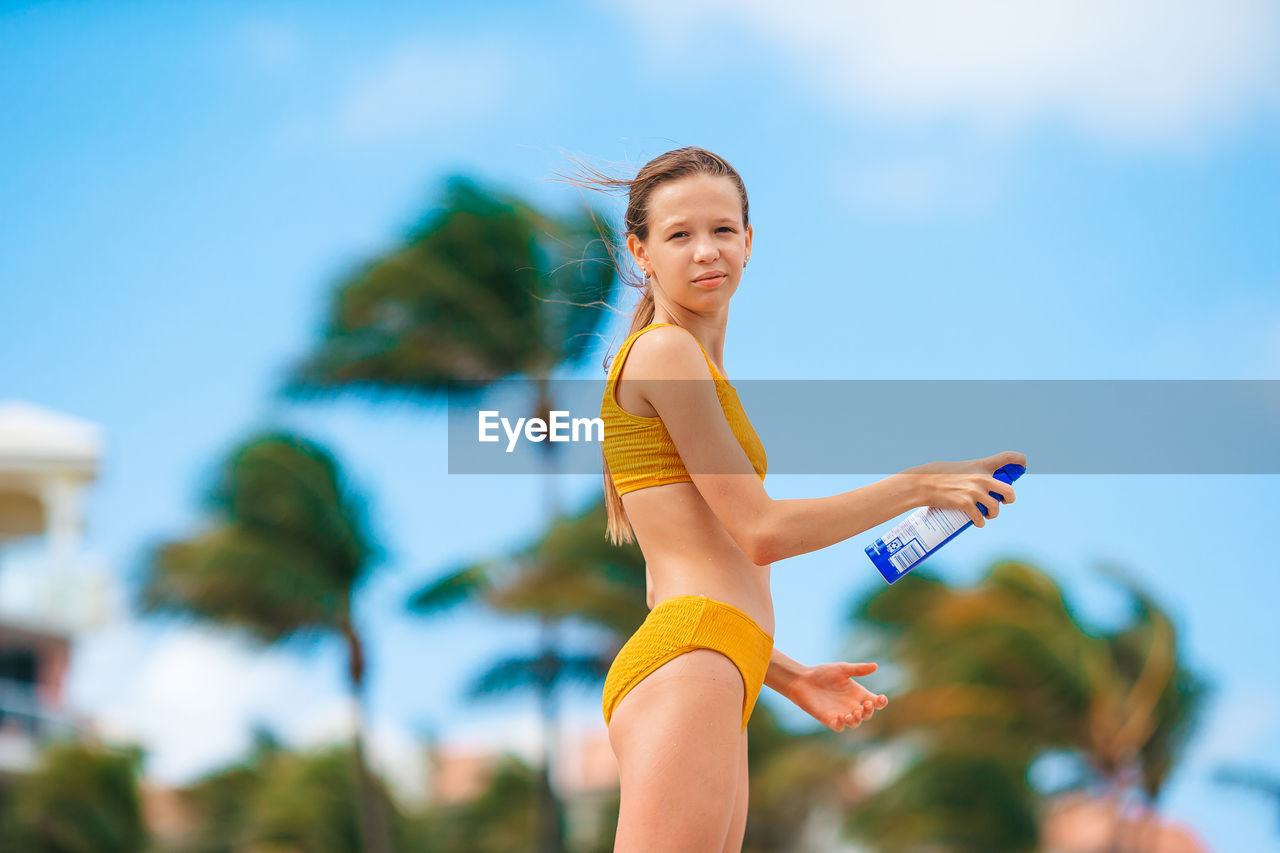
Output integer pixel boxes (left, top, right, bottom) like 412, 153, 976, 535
628, 174, 753, 316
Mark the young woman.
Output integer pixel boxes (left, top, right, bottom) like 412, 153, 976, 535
577, 146, 1024, 852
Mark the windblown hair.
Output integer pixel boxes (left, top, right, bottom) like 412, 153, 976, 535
553, 147, 750, 545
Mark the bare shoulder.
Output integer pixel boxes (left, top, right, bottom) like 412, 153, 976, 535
622, 325, 713, 382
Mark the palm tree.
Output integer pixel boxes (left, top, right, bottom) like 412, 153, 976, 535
277, 173, 616, 405
139, 430, 397, 853
411, 496, 647, 853
0, 740, 147, 853
247, 743, 375, 852
175, 729, 414, 853
845, 746, 1042, 853
840, 560, 1211, 852
277, 172, 618, 853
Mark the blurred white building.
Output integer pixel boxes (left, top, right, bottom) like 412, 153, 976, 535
0, 400, 114, 772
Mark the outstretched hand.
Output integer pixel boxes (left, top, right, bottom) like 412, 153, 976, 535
788, 662, 889, 733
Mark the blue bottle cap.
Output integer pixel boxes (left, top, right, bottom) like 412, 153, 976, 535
977, 463, 1026, 517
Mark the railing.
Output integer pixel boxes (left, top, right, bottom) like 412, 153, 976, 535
0, 677, 77, 741
0, 548, 115, 633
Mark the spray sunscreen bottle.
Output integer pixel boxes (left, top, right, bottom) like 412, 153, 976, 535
866, 463, 1026, 584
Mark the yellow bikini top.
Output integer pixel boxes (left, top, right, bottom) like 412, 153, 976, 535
601, 323, 767, 496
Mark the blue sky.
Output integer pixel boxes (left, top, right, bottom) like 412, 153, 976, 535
2, 1, 1279, 848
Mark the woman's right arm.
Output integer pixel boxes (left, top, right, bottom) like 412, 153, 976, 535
750, 473, 933, 565
753, 451, 1026, 564
631, 327, 1024, 565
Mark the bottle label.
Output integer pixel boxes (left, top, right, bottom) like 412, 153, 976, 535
883, 507, 971, 573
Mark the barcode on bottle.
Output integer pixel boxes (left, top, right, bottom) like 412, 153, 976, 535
890, 540, 925, 573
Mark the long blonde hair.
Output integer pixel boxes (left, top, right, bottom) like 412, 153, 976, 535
554, 146, 751, 544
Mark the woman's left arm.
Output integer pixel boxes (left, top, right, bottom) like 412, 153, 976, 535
765, 648, 889, 733
764, 647, 807, 701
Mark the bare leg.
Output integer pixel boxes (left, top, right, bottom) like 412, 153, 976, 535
720, 726, 750, 853
609, 648, 746, 852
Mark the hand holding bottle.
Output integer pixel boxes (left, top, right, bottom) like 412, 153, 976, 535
905, 450, 1027, 528
866, 451, 1028, 584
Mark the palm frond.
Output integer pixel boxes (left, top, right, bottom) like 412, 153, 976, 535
407, 563, 494, 615
277, 174, 616, 400
140, 526, 342, 642
465, 651, 612, 701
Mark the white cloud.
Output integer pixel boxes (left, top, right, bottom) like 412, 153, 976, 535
68, 622, 339, 784
618, 0, 1280, 146
336, 40, 510, 144
67, 620, 431, 802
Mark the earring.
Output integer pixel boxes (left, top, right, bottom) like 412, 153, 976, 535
743, 258, 750, 268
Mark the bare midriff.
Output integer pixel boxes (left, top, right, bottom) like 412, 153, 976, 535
622, 481, 774, 636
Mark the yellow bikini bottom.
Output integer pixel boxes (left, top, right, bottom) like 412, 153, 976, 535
602, 594, 775, 732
